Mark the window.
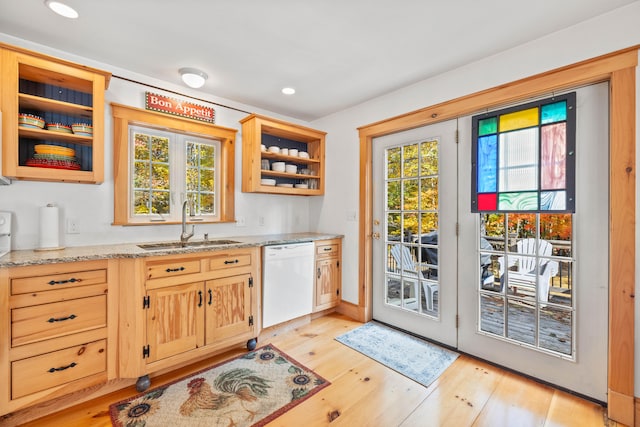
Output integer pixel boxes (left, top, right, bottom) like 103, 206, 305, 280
112, 103, 236, 225
471, 93, 576, 213
130, 126, 220, 222
473, 94, 577, 358
384, 139, 440, 317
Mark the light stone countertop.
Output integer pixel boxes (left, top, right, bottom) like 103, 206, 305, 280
0, 232, 343, 267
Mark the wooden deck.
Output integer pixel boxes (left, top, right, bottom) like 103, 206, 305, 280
388, 280, 572, 355
11, 314, 613, 427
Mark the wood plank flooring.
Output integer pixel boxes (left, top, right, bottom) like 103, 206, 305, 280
8, 313, 615, 427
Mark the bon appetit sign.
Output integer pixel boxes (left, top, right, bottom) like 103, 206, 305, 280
145, 92, 215, 123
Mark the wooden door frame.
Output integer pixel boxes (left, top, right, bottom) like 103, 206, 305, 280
355, 46, 638, 425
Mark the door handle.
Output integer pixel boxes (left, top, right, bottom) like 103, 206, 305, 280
372, 232, 381, 240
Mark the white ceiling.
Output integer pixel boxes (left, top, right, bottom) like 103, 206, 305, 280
0, 0, 636, 121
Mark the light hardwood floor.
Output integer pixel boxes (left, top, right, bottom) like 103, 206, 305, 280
8, 313, 615, 427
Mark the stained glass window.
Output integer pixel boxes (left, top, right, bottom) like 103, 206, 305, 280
471, 93, 575, 213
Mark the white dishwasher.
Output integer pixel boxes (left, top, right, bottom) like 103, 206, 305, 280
262, 242, 314, 328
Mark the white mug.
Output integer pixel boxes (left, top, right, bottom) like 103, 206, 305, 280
281, 148, 289, 155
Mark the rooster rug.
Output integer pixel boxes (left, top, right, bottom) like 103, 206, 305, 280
110, 344, 329, 427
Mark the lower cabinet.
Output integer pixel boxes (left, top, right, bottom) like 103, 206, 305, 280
118, 247, 260, 388
0, 260, 115, 416
313, 238, 342, 312
145, 273, 254, 363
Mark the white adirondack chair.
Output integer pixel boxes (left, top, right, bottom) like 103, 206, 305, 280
390, 244, 438, 311
498, 238, 559, 303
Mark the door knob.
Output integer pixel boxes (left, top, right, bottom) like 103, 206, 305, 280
372, 232, 381, 240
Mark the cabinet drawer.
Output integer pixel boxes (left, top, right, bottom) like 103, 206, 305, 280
11, 269, 107, 295
12, 339, 107, 399
12, 295, 107, 347
209, 252, 252, 270
146, 258, 201, 280
316, 243, 339, 258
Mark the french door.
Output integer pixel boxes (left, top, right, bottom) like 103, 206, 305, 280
371, 83, 608, 401
372, 119, 458, 347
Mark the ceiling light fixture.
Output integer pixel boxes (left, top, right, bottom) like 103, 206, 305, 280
179, 68, 208, 89
44, 0, 79, 19
281, 87, 296, 95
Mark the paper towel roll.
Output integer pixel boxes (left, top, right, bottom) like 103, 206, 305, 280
39, 204, 60, 249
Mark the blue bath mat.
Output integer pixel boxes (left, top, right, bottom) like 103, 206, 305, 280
335, 321, 458, 388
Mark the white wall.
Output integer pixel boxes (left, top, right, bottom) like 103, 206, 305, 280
0, 35, 318, 250
309, 1, 640, 388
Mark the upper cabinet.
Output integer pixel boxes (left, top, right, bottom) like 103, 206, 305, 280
240, 114, 326, 195
0, 43, 111, 184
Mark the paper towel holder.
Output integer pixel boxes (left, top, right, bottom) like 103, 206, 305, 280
35, 203, 65, 252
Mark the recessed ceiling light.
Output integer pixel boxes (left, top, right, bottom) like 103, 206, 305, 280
44, 0, 79, 19
282, 87, 296, 95
179, 68, 208, 88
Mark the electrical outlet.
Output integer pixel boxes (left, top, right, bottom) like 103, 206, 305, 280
66, 218, 80, 234
236, 216, 246, 227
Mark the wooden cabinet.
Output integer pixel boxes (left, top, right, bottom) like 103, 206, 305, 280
0, 260, 115, 415
118, 247, 260, 388
313, 239, 342, 311
241, 113, 326, 195
0, 42, 111, 183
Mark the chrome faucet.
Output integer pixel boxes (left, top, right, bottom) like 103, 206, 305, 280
180, 200, 195, 244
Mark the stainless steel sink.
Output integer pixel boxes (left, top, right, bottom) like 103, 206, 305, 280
137, 239, 241, 250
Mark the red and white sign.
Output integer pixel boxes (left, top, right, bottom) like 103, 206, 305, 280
145, 92, 215, 123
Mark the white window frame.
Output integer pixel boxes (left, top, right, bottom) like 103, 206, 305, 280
128, 124, 221, 224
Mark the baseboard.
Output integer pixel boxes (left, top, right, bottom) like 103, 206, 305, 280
336, 300, 365, 321
608, 389, 634, 426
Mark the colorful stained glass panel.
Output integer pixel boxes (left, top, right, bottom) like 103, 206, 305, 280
498, 192, 538, 211
541, 101, 567, 124
541, 191, 566, 210
478, 135, 497, 192
541, 123, 566, 190
472, 92, 574, 213
499, 107, 539, 132
498, 128, 538, 192
477, 193, 497, 211
478, 117, 497, 136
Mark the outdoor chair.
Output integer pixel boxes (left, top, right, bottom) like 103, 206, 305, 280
390, 244, 438, 311
497, 238, 559, 303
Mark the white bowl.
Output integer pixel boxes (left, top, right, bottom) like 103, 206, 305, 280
298, 151, 309, 158
277, 183, 294, 188
285, 164, 297, 174
294, 183, 308, 189
280, 148, 289, 155
289, 149, 298, 157
268, 146, 280, 153
271, 161, 285, 172
260, 144, 266, 152
260, 178, 276, 186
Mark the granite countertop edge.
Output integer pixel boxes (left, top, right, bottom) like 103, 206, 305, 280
0, 232, 343, 267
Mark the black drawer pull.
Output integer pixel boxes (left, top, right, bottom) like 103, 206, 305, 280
198, 290, 203, 307
48, 278, 80, 285
166, 267, 185, 273
323, 247, 332, 251
224, 259, 239, 265
317, 267, 321, 279
47, 314, 77, 323
48, 362, 77, 373
208, 289, 213, 305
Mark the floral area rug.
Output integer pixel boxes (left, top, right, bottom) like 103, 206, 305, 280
110, 344, 329, 427
335, 321, 458, 388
